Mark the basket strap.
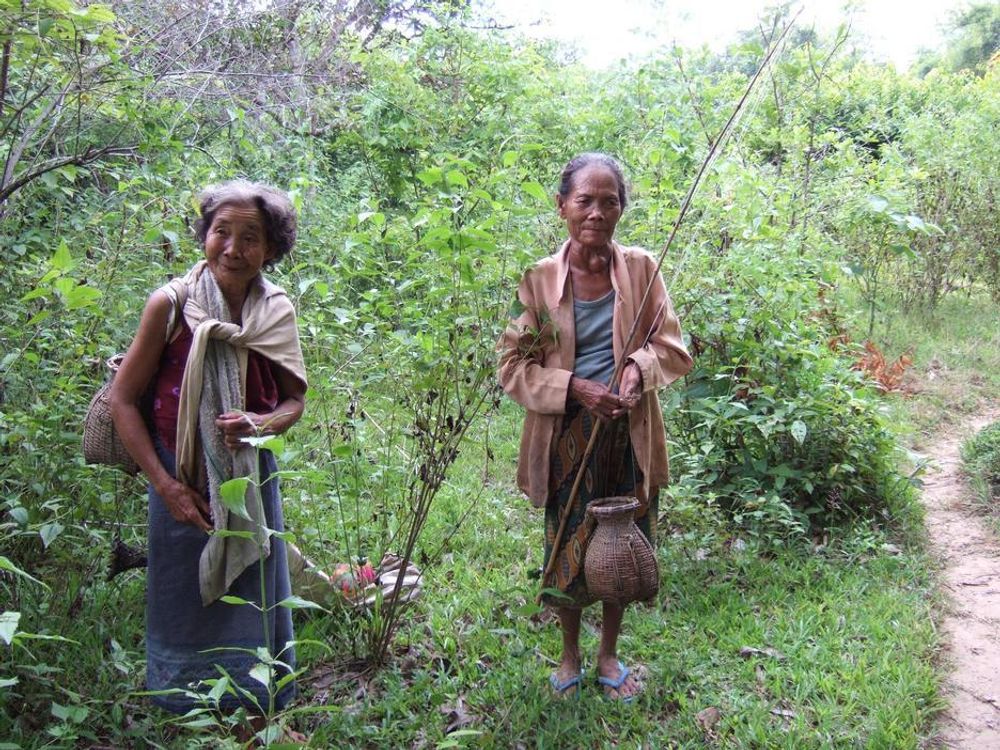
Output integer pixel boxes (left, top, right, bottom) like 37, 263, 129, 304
161, 280, 189, 343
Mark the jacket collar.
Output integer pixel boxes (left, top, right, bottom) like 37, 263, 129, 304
550, 240, 626, 308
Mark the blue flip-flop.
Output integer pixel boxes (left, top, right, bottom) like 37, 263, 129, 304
550, 669, 584, 699
597, 661, 643, 703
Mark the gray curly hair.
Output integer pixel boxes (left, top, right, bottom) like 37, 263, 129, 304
194, 180, 297, 268
557, 152, 629, 210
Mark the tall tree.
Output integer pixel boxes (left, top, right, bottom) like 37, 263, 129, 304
915, 2, 1000, 75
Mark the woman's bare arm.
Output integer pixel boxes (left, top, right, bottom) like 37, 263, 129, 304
110, 291, 212, 531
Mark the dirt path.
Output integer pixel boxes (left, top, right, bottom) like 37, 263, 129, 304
921, 412, 1000, 748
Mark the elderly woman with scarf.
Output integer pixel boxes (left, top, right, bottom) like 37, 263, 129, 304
499, 153, 693, 701
111, 181, 307, 728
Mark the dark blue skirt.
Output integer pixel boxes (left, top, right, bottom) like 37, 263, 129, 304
146, 443, 296, 714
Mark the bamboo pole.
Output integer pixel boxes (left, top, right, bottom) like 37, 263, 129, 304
536, 13, 800, 604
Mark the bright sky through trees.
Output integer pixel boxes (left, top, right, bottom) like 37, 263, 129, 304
489, 0, 971, 69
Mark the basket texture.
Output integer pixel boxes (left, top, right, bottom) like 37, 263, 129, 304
83, 354, 139, 475
583, 496, 659, 605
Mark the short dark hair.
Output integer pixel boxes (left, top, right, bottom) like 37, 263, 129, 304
557, 153, 628, 210
194, 180, 297, 269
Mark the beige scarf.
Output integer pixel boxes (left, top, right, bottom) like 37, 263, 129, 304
165, 261, 307, 606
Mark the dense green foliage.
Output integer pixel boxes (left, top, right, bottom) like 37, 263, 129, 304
2, 0, 998, 746
962, 421, 1000, 508
915, 2, 1000, 75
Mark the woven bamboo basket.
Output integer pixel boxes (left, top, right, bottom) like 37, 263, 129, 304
583, 496, 659, 605
83, 354, 139, 476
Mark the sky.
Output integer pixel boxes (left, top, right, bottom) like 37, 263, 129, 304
486, 0, 970, 69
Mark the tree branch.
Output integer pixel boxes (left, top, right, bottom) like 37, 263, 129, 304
0, 145, 138, 206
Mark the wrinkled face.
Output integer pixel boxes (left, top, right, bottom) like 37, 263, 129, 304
556, 165, 623, 252
203, 202, 274, 291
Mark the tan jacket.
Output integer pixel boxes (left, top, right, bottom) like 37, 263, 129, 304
498, 241, 693, 507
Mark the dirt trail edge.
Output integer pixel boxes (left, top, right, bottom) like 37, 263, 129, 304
921, 411, 1000, 749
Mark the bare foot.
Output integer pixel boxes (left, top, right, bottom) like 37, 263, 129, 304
596, 656, 644, 701
551, 649, 583, 698
278, 727, 308, 745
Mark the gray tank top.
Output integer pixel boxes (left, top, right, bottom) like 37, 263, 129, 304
573, 289, 616, 384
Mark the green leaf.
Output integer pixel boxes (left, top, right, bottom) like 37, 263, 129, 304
207, 675, 232, 702
0, 612, 20, 645
50, 239, 74, 272
520, 181, 550, 204
78, 3, 116, 22
6, 632, 76, 644
538, 587, 571, 602
212, 529, 256, 540
64, 283, 102, 309
513, 601, 543, 617
179, 715, 220, 729
0, 556, 47, 587
20, 286, 48, 303
866, 195, 889, 214
27, 309, 52, 326
357, 211, 385, 227
248, 663, 272, 687
39, 522, 64, 549
0, 677, 18, 689
790, 420, 807, 446
220, 595, 253, 606
446, 169, 468, 187
416, 167, 443, 185
241, 435, 285, 453
276, 595, 325, 611
51, 702, 89, 723
218, 477, 251, 520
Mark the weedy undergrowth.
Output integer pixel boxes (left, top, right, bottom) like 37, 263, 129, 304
961, 420, 1000, 510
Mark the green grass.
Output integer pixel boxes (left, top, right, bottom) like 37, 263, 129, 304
2, 403, 945, 749
858, 290, 1000, 449
277, 402, 942, 749
960, 419, 1000, 533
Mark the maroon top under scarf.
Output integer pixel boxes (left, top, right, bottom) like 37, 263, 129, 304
151, 323, 279, 451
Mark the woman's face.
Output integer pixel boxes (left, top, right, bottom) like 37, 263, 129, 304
557, 165, 623, 252
203, 201, 274, 292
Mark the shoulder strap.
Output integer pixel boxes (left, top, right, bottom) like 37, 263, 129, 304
160, 279, 189, 344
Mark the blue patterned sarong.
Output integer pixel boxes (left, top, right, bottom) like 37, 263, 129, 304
146, 442, 296, 714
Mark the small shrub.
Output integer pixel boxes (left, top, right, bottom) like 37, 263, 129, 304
961, 421, 1000, 505
667, 249, 914, 541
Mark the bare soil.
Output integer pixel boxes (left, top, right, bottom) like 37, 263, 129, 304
921, 411, 1000, 748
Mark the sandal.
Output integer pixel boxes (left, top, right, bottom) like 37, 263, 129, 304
550, 669, 584, 699
597, 661, 643, 702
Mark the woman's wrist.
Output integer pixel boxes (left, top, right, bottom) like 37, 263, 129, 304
150, 471, 177, 497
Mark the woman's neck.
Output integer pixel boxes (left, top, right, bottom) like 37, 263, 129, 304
219, 282, 249, 322
568, 241, 614, 301
568, 241, 613, 274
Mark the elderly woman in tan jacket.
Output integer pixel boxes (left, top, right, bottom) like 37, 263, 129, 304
499, 153, 693, 701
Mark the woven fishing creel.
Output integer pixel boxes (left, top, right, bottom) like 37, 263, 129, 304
583, 496, 659, 605
82, 354, 139, 475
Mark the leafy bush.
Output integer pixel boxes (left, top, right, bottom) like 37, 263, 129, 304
666, 248, 913, 541
961, 421, 1000, 505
